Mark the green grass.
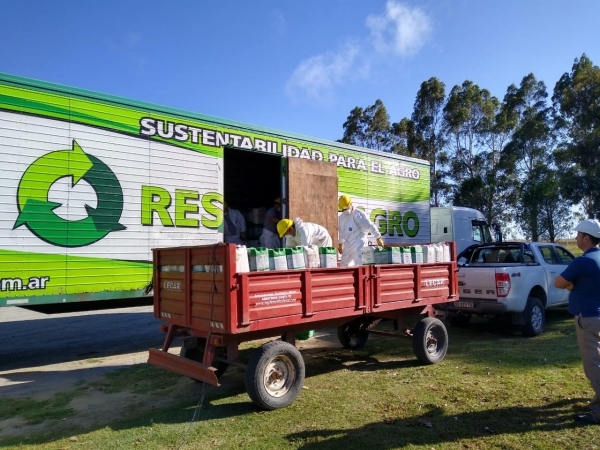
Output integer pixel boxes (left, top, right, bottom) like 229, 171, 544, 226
2, 311, 599, 450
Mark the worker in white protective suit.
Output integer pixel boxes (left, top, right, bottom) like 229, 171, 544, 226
277, 217, 333, 248
337, 195, 384, 266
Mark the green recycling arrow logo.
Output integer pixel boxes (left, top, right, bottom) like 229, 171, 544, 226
13, 140, 126, 247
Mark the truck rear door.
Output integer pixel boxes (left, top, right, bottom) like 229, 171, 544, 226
457, 267, 498, 301
286, 158, 339, 248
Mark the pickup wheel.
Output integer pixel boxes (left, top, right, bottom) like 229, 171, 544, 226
337, 319, 370, 349
245, 340, 305, 410
412, 317, 448, 364
180, 339, 229, 379
522, 297, 545, 337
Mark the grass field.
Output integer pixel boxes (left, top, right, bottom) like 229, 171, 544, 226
2, 308, 599, 450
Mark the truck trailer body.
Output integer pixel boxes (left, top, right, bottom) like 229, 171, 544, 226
0, 72, 491, 308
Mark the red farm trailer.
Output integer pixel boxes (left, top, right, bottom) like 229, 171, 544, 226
148, 243, 459, 410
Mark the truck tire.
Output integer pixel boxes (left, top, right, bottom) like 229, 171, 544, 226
412, 317, 448, 364
245, 340, 305, 410
522, 297, 545, 337
337, 319, 370, 349
180, 339, 229, 379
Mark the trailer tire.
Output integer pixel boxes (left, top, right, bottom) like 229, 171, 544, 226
412, 317, 448, 364
522, 296, 545, 337
180, 340, 229, 379
245, 340, 305, 410
337, 319, 370, 349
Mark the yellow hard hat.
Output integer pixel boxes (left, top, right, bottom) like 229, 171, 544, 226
274, 197, 281, 203
338, 194, 351, 211
277, 218, 293, 238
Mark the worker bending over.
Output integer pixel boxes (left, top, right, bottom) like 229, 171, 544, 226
338, 194, 383, 266
277, 217, 333, 248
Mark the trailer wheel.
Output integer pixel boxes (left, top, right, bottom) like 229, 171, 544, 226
245, 340, 305, 410
180, 339, 229, 378
412, 317, 448, 364
337, 319, 370, 349
522, 296, 545, 337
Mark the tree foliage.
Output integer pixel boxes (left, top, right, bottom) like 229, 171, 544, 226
337, 54, 600, 239
553, 54, 600, 219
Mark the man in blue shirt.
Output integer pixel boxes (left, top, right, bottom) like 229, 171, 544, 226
555, 219, 600, 425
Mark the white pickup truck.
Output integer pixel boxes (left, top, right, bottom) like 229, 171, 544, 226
439, 242, 576, 336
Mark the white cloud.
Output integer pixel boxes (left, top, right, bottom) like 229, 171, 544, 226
366, 1, 432, 56
285, 1, 431, 104
286, 42, 365, 104
271, 10, 286, 36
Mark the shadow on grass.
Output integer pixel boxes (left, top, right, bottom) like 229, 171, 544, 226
0, 307, 585, 447
284, 398, 589, 449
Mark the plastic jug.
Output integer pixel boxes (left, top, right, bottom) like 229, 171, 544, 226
319, 247, 337, 268
236, 245, 250, 273
410, 245, 424, 264
361, 246, 375, 265
268, 248, 287, 271
374, 247, 401, 264
399, 247, 412, 264
248, 247, 270, 271
285, 247, 306, 269
303, 245, 320, 268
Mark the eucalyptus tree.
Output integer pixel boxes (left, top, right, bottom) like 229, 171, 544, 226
502, 73, 559, 241
408, 77, 450, 206
553, 54, 600, 219
340, 99, 393, 151
443, 81, 496, 180
451, 105, 517, 229
441, 80, 516, 227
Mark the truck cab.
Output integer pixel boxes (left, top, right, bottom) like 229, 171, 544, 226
431, 206, 495, 256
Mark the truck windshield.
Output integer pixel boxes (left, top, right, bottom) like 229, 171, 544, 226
472, 220, 493, 244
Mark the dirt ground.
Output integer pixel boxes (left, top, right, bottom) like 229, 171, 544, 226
0, 306, 339, 440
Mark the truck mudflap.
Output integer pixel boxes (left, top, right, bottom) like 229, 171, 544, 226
148, 348, 220, 386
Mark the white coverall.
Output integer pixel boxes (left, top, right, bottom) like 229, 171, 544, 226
285, 218, 333, 248
223, 208, 247, 245
338, 208, 381, 266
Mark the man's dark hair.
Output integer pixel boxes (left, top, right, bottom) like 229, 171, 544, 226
584, 233, 600, 246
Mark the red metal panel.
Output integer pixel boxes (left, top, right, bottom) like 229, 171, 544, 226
420, 264, 451, 299
152, 245, 458, 339
148, 348, 219, 386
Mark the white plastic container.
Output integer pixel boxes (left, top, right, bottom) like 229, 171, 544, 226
285, 247, 306, 269
422, 245, 435, 263
319, 247, 337, 268
268, 248, 287, 271
361, 246, 375, 265
443, 243, 451, 262
411, 245, 424, 264
235, 245, 250, 273
434, 243, 444, 263
400, 247, 412, 264
303, 245, 320, 268
248, 247, 270, 272
374, 247, 402, 264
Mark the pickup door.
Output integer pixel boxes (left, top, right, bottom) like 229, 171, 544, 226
535, 244, 574, 306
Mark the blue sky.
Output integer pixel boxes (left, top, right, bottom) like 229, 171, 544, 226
1, 1, 599, 142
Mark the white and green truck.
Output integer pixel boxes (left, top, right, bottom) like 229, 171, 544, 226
0, 72, 493, 309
